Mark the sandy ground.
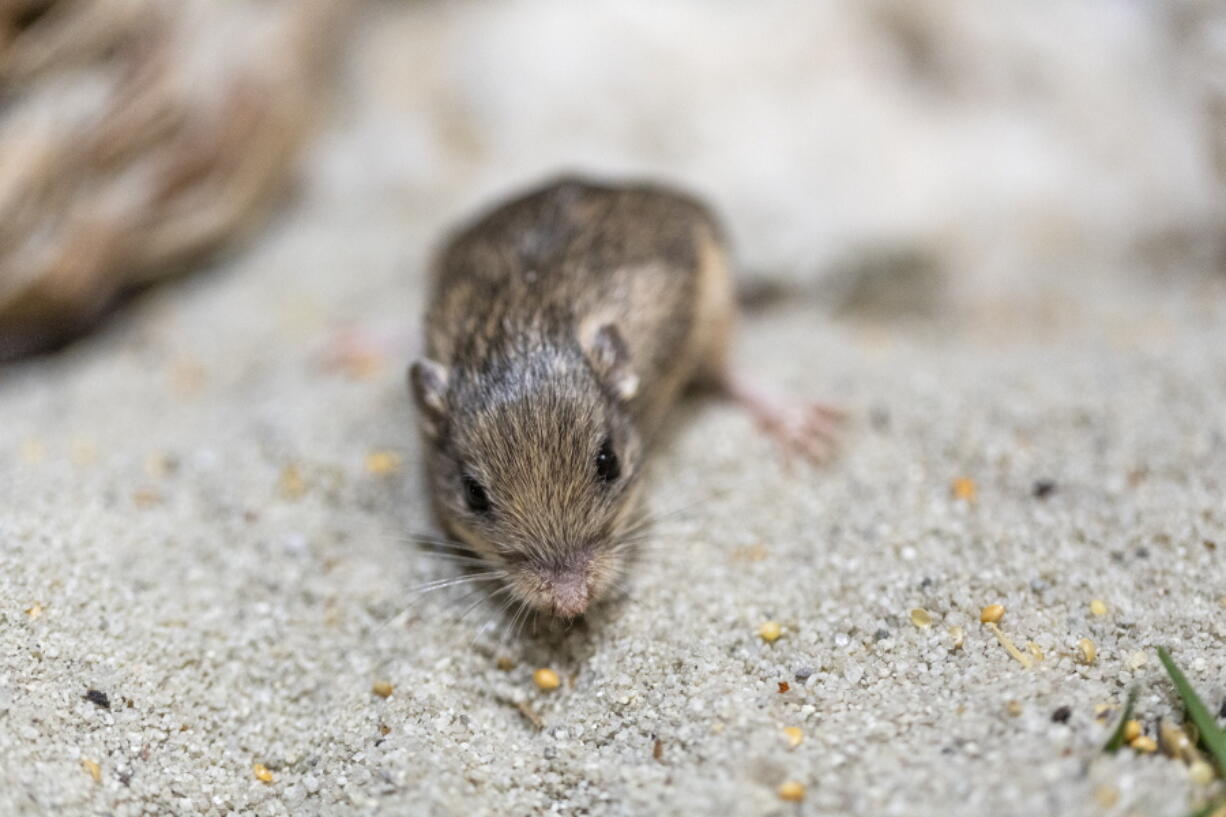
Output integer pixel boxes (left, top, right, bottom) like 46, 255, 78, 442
3, 2, 1226, 816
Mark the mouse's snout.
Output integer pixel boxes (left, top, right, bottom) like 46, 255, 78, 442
546, 566, 591, 618
531, 550, 595, 619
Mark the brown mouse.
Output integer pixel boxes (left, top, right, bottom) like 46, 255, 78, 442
408, 177, 840, 620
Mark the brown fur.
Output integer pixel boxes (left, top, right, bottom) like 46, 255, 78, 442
409, 176, 734, 618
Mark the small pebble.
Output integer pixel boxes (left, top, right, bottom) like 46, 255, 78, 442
303, 774, 320, 794
782, 727, 803, 748
759, 621, 782, 643
777, 681, 790, 694
793, 667, 814, 681
496, 657, 515, 671
1006, 700, 1023, 717
980, 604, 1004, 624
1127, 650, 1147, 670
777, 780, 806, 802
1051, 706, 1072, 724
1089, 599, 1108, 617
533, 668, 561, 691
1032, 479, 1056, 498
371, 681, 394, 699
253, 763, 274, 783
84, 689, 110, 709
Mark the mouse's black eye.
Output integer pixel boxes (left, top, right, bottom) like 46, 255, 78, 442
595, 437, 620, 483
462, 474, 491, 513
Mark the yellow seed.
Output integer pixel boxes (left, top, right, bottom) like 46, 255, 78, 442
1078, 638, 1097, 665
1189, 760, 1215, 785
952, 477, 977, 501
1006, 700, 1023, 717
980, 604, 1004, 624
25, 603, 43, 620
777, 780, 806, 802
910, 608, 932, 628
759, 621, 782, 643
278, 465, 306, 500
1090, 599, 1108, 617
371, 680, 394, 698
1094, 703, 1113, 721
533, 668, 561, 691
82, 759, 101, 782
20, 439, 46, 463
1130, 735, 1157, 753
364, 451, 402, 476
782, 727, 804, 748
1122, 720, 1142, 742
948, 626, 964, 649
253, 763, 274, 783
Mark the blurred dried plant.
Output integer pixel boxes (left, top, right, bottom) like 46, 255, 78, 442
0, 0, 348, 360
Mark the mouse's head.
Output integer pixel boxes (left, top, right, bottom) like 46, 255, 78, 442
409, 322, 645, 619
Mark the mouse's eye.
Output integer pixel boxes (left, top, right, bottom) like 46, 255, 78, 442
595, 437, 620, 483
462, 474, 491, 513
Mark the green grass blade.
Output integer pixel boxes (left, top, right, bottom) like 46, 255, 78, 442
1103, 687, 1139, 753
1157, 646, 1226, 775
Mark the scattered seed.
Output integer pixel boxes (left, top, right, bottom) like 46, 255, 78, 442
951, 477, 977, 502
1089, 599, 1108, 617
1130, 735, 1157, 753
371, 680, 393, 699
783, 727, 804, 748
948, 626, 964, 649
910, 608, 932, 628
980, 604, 1005, 624
759, 621, 782, 643
1122, 720, 1142, 743
84, 689, 110, 709
364, 451, 402, 476
777, 780, 806, 802
1051, 706, 1072, 724
1006, 700, 1023, 717
82, 759, 101, 782
1078, 638, 1097, 665
533, 668, 561, 691
985, 622, 1031, 668
777, 681, 790, 694
253, 763, 274, 783
496, 657, 515, 671
1189, 760, 1215, 785
24, 603, 43, 619
278, 466, 306, 500
653, 739, 664, 761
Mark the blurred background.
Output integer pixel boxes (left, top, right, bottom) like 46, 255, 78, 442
2, 0, 1223, 361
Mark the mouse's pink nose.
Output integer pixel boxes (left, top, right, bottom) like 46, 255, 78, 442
548, 570, 591, 618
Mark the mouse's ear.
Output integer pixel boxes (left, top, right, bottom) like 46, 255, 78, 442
580, 322, 639, 401
408, 358, 449, 437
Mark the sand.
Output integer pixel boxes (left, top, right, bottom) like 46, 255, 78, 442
3, 2, 1225, 815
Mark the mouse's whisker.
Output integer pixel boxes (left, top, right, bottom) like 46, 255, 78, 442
408, 570, 507, 595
